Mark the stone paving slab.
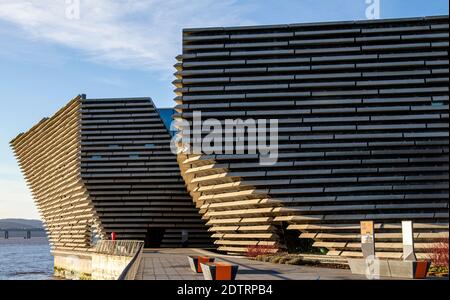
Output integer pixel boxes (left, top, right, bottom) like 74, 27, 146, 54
134, 248, 370, 280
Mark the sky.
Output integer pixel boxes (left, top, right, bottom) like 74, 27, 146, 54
0, 0, 448, 220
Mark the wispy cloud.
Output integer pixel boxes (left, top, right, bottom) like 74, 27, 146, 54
94, 76, 128, 87
0, 0, 253, 76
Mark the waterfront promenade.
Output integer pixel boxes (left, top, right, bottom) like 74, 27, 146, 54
135, 249, 368, 280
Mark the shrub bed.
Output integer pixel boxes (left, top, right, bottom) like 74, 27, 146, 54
253, 253, 349, 269
427, 238, 449, 277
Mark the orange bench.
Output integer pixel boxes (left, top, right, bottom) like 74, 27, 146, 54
200, 262, 239, 280
187, 256, 215, 273
413, 261, 431, 279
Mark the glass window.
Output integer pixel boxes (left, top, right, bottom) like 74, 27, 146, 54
431, 101, 444, 106
157, 108, 177, 136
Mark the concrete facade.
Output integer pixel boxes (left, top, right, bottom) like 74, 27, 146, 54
174, 16, 449, 258
11, 95, 213, 252
11, 97, 102, 251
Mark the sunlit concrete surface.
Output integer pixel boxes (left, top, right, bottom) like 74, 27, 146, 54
135, 248, 371, 280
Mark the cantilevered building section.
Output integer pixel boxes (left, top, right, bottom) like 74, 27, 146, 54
11, 96, 103, 251
174, 16, 449, 258
11, 95, 212, 251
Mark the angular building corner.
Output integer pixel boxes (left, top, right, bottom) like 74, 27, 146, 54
10, 94, 213, 253
10, 95, 104, 251
174, 16, 449, 258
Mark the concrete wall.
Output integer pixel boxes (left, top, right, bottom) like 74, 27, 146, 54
91, 253, 132, 280
54, 250, 93, 280
175, 15, 449, 258
53, 250, 134, 280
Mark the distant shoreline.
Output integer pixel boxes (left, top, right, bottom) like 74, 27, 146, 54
0, 237, 49, 245
0, 236, 47, 239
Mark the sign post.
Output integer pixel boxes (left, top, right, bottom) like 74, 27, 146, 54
360, 220, 375, 258
360, 220, 379, 279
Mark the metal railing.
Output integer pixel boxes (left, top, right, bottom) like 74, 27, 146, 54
118, 243, 144, 280
94, 240, 144, 257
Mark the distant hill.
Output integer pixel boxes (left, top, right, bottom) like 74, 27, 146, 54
0, 219, 43, 229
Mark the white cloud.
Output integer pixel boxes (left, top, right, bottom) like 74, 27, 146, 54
0, 163, 20, 177
0, 0, 253, 76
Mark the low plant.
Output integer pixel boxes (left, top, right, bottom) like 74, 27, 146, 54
246, 244, 279, 257
429, 238, 449, 267
427, 238, 449, 276
269, 256, 282, 264
286, 257, 303, 265
262, 256, 272, 262
79, 272, 92, 280
278, 257, 290, 264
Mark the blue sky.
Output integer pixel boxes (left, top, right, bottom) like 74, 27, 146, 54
0, 0, 448, 219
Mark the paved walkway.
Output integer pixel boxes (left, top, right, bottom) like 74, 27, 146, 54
134, 248, 368, 280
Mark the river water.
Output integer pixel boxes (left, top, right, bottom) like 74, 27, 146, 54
0, 237, 53, 280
